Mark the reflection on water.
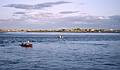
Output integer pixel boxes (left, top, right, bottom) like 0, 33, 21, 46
0, 32, 120, 70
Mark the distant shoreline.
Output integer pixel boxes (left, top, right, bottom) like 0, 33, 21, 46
0, 31, 120, 33
27, 31, 120, 33
1, 28, 120, 33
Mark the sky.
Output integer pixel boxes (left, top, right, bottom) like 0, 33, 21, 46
0, 0, 120, 29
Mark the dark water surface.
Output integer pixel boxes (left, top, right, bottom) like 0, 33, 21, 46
0, 32, 120, 70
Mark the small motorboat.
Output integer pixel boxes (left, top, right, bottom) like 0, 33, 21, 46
59, 35, 62, 38
20, 41, 32, 48
58, 35, 63, 39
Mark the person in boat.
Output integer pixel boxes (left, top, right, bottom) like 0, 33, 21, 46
58, 35, 63, 39
20, 41, 32, 47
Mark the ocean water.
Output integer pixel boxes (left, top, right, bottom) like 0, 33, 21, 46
0, 32, 120, 70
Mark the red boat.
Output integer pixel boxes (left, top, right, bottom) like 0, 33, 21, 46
20, 41, 32, 48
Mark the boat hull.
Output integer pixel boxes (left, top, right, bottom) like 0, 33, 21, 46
20, 43, 32, 48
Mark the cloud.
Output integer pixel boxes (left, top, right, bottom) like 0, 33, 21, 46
109, 15, 120, 22
14, 12, 26, 14
59, 11, 80, 14
3, 4, 32, 9
15, 11, 61, 19
0, 15, 120, 29
3, 1, 71, 9
54, 16, 105, 23
23, 12, 120, 24
0, 18, 25, 23
3, 11, 62, 23
27, 12, 54, 18
1, 12, 120, 25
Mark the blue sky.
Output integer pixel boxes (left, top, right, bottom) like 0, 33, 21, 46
0, 0, 120, 29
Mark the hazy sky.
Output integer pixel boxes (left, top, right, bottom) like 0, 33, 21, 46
0, 0, 120, 29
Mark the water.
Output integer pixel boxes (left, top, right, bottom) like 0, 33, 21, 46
0, 32, 120, 70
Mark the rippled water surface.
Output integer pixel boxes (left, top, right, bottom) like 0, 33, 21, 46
0, 32, 120, 70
